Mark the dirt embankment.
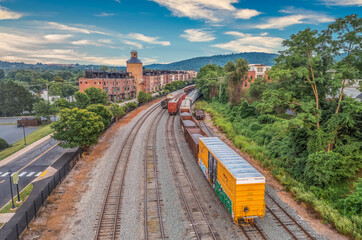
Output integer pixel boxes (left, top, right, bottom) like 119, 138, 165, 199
22, 99, 161, 240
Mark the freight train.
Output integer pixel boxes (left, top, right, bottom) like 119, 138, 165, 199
178, 89, 266, 225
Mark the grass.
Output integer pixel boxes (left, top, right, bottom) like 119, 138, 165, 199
0, 183, 33, 213
0, 123, 17, 125
198, 101, 362, 240
0, 124, 53, 161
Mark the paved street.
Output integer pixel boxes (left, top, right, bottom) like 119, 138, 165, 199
0, 139, 68, 208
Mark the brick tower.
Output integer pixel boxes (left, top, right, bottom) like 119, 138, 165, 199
126, 50, 143, 96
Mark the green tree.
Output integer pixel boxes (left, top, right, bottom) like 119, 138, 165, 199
137, 91, 148, 104
109, 103, 125, 121
54, 98, 70, 109
0, 81, 36, 117
84, 87, 108, 105
224, 58, 249, 104
0, 69, 5, 79
246, 77, 268, 102
33, 100, 57, 123
195, 64, 225, 101
51, 108, 104, 149
87, 104, 113, 127
49, 83, 62, 96
74, 91, 91, 109
100, 65, 109, 71
53, 76, 64, 82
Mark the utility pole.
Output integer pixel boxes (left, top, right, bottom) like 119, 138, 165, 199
8, 169, 15, 209
46, 83, 50, 103
22, 123, 26, 146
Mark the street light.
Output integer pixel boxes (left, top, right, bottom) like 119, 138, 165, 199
8, 169, 15, 209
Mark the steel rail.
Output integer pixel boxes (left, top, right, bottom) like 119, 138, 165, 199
144, 109, 166, 240
266, 193, 314, 240
95, 103, 160, 240
168, 114, 217, 240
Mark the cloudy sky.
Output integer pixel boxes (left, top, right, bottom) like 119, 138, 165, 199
0, 0, 360, 66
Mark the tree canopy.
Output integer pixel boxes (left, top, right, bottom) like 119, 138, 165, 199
51, 108, 104, 149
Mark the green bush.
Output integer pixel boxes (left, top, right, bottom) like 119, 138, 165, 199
125, 102, 138, 111
0, 138, 9, 150
137, 91, 148, 104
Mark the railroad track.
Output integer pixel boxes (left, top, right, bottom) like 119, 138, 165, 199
165, 114, 217, 240
95, 104, 160, 240
144, 109, 167, 240
265, 193, 314, 240
198, 120, 214, 137
239, 223, 266, 240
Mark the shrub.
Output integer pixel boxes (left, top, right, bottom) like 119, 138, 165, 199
0, 138, 9, 150
137, 91, 148, 104
125, 102, 138, 111
109, 103, 125, 121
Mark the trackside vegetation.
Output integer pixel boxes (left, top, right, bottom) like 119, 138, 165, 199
195, 15, 361, 239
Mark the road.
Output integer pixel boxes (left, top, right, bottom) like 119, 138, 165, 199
0, 138, 68, 208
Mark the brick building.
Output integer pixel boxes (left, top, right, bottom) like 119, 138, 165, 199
79, 50, 197, 99
79, 71, 136, 101
242, 64, 271, 89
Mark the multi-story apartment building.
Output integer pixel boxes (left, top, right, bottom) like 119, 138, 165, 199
79, 51, 197, 99
79, 71, 136, 101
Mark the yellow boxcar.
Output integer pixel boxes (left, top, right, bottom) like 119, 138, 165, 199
198, 137, 265, 224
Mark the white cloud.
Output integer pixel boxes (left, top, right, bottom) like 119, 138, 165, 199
45, 22, 108, 35
126, 33, 170, 46
94, 12, 115, 17
234, 9, 261, 19
224, 31, 248, 37
255, 14, 334, 29
44, 34, 73, 41
98, 39, 113, 44
123, 40, 143, 49
212, 32, 283, 53
321, 0, 362, 6
0, 5, 22, 20
150, 0, 260, 22
181, 29, 215, 42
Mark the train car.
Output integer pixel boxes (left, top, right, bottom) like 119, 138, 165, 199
183, 84, 195, 94
180, 99, 191, 113
198, 137, 265, 224
195, 109, 205, 120
180, 116, 199, 135
168, 92, 187, 114
161, 89, 185, 109
185, 89, 201, 105
185, 127, 207, 158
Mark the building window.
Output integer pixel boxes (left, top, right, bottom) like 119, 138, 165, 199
257, 67, 263, 72
80, 81, 83, 84
85, 81, 88, 84
250, 76, 253, 80
99, 82, 101, 84
244, 81, 247, 87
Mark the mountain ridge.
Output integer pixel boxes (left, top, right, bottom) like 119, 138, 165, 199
0, 52, 278, 72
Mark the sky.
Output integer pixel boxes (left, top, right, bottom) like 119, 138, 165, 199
0, 0, 360, 66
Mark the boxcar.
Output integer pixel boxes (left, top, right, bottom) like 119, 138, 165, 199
198, 137, 265, 224
168, 93, 187, 114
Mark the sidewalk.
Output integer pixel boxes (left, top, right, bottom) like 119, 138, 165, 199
0, 134, 52, 168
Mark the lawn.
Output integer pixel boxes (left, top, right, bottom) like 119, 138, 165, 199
0, 124, 53, 161
0, 184, 33, 213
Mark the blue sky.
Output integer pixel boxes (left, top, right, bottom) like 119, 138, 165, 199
0, 0, 360, 66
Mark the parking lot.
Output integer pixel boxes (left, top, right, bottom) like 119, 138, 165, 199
0, 125, 40, 145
